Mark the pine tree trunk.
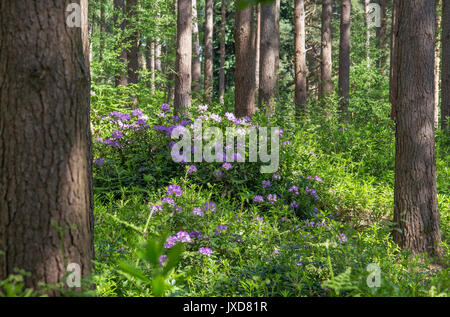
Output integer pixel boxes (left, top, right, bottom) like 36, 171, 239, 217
320, 0, 333, 100
204, 0, 214, 102
234, 3, 255, 117
192, 0, 202, 93
294, 0, 307, 114
100, 0, 106, 63
255, 4, 261, 97
391, 0, 442, 259
115, 0, 128, 86
0, 0, 94, 295
259, 1, 279, 116
127, 0, 140, 85
219, 0, 227, 105
338, 0, 351, 117
434, 0, 441, 129
442, 0, 450, 131
175, 0, 192, 115
364, 0, 371, 66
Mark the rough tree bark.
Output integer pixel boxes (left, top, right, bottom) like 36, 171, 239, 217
114, 0, 128, 86
320, 0, 333, 100
234, 3, 256, 117
338, 0, 351, 117
442, 0, 450, 131
127, 0, 140, 85
391, 0, 442, 259
192, 0, 202, 93
294, 0, 307, 114
364, 0, 371, 65
175, 0, 192, 115
259, 1, 279, 116
434, 0, 441, 129
0, 0, 94, 294
204, 0, 214, 102
255, 4, 261, 97
219, 0, 227, 105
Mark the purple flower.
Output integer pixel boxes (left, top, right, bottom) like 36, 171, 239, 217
272, 173, 281, 179
290, 201, 299, 209
198, 247, 213, 256
253, 195, 264, 203
112, 130, 123, 139
337, 233, 347, 243
189, 231, 202, 239
267, 193, 277, 204
176, 231, 191, 243
222, 162, 232, 170
202, 201, 216, 213
262, 180, 271, 188
167, 184, 182, 197
158, 255, 168, 267
175, 206, 182, 213
94, 158, 105, 166
188, 165, 197, 175
139, 166, 146, 172
273, 249, 280, 255
150, 205, 163, 214
104, 138, 120, 147
213, 170, 223, 178
215, 224, 228, 235
210, 113, 222, 123
164, 236, 179, 248
94, 136, 103, 143
192, 207, 204, 216
162, 197, 175, 207
161, 104, 170, 112
132, 108, 143, 118
314, 176, 323, 182
289, 186, 299, 195
198, 105, 208, 113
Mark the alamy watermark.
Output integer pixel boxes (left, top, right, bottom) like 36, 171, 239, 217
66, 3, 81, 28
366, 263, 381, 288
169, 118, 280, 174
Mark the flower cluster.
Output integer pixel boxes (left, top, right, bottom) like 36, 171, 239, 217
167, 184, 182, 196
164, 231, 191, 248
198, 247, 213, 256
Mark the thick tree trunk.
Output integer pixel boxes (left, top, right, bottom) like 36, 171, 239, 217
234, 3, 256, 117
114, 0, 128, 86
294, 0, 307, 114
255, 4, 261, 96
204, 0, 214, 102
338, 0, 351, 117
192, 0, 202, 93
127, 0, 140, 85
0, 0, 94, 294
442, 0, 450, 131
175, 0, 192, 115
259, 1, 279, 116
391, 0, 442, 259
219, 0, 227, 105
320, 0, 333, 100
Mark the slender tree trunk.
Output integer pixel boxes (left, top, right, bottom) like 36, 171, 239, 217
434, 0, 442, 129
192, 0, 202, 93
391, 0, 442, 259
441, 0, 449, 132
320, 0, 333, 100
0, 0, 94, 295
100, 0, 106, 63
114, 0, 128, 86
364, 0, 371, 66
204, 0, 214, 102
151, 41, 156, 94
127, 0, 140, 85
219, 0, 227, 105
376, 0, 386, 73
259, 1, 279, 116
294, 0, 307, 114
175, 0, 192, 115
234, 3, 256, 117
338, 0, 351, 117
